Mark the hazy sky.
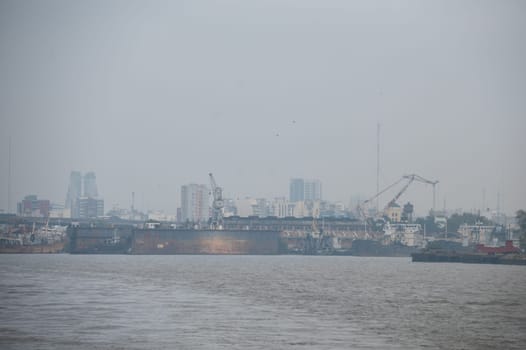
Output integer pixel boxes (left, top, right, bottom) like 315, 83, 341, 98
1, 0, 525, 216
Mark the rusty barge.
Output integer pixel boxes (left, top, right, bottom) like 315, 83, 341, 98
67, 225, 281, 255
411, 240, 526, 266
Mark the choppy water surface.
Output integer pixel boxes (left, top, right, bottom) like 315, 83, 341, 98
1, 255, 525, 349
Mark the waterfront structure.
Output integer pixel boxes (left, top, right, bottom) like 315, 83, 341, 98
222, 199, 238, 218
74, 197, 104, 218
65, 171, 81, 210
233, 197, 274, 218
49, 203, 70, 218
231, 197, 347, 219
180, 184, 209, 224
458, 223, 496, 245
270, 197, 289, 218
17, 195, 51, 217
233, 198, 255, 217
385, 203, 402, 222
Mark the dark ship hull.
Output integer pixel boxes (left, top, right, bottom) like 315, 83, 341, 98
132, 229, 280, 255
68, 226, 280, 255
350, 239, 419, 257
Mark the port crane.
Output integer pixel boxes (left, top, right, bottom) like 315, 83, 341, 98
356, 177, 406, 219
357, 174, 439, 220
209, 173, 224, 230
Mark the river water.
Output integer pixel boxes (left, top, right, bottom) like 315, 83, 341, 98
1, 255, 525, 349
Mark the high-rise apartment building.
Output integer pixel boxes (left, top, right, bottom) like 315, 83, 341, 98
66, 171, 104, 218
289, 178, 305, 202
289, 178, 322, 202
304, 179, 322, 201
180, 184, 210, 223
83, 172, 98, 198
65, 171, 82, 209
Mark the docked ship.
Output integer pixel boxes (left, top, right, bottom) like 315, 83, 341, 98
0, 223, 67, 253
346, 222, 423, 257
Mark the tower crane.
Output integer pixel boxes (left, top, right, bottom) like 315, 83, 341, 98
209, 173, 224, 230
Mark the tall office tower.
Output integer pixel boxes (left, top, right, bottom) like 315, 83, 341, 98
83, 172, 98, 198
304, 179, 322, 201
65, 171, 82, 209
289, 178, 305, 202
290, 178, 322, 202
180, 184, 210, 223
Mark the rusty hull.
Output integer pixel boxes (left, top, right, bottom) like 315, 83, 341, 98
132, 229, 280, 255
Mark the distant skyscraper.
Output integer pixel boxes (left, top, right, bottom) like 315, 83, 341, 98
304, 179, 322, 201
65, 171, 82, 209
66, 171, 104, 218
289, 178, 305, 202
289, 178, 322, 202
83, 172, 98, 198
181, 184, 210, 223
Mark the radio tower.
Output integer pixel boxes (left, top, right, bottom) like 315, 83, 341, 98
376, 123, 380, 213
7, 136, 11, 214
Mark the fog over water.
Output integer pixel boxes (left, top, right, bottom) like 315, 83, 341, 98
1, 0, 525, 215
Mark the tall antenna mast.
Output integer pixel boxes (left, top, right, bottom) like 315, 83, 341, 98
376, 123, 380, 213
482, 188, 486, 213
497, 192, 500, 223
7, 136, 11, 214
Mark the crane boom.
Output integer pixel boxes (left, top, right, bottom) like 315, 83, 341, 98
385, 176, 415, 210
357, 173, 439, 220
357, 177, 405, 219
404, 173, 438, 186
403, 174, 439, 212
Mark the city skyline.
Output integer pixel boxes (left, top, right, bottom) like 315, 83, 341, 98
4, 171, 516, 221
1, 1, 525, 216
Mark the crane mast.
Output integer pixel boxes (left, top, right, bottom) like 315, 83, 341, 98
209, 173, 224, 230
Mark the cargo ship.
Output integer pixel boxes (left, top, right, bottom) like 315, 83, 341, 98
0, 224, 67, 254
